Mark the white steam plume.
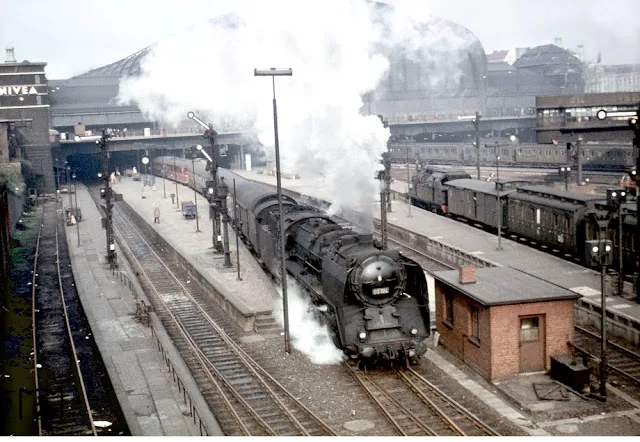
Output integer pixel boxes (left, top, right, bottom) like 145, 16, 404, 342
119, 0, 394, 214
273, 278, 346, 365
118, 0, 478, 215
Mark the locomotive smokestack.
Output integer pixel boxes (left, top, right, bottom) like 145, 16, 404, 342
459, 266, 477, 284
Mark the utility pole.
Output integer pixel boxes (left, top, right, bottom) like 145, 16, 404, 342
173, 154, 179, 210
218, 178, 232, 267
475, 111, 481, 180
577, 137, 583, 185
73, 171, 80, 247
377, 154, 389, 249
233, 179, 242, 281
406, 147, 412, 218
632, 118, 640, 302
98, 130, 116, 268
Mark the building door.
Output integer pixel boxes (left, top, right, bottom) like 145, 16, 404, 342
519, 315, 545, 372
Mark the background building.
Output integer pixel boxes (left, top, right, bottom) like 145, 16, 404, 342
0, 47, 55, 192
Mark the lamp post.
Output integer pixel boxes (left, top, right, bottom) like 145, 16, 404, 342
72, 171, 80, 247
496, 151, 502, 251
97, 130, 116, 268
173, 155, 179, 210
66, 164, 72, 208
188, 112, 223, 253
162, 155, 167, 198
254, 67, 293, 354
597, 107, 640, 302
190, 147, 201, 233
233, 178, 242, 281
141, 155, 149, 186
458, 112, 481, 179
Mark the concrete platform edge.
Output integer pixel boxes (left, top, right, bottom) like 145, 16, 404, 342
148, 313, 224, 436
106, 226, 224, 436
116, 198, 270, 331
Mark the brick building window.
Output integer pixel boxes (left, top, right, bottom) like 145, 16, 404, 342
470, 306, 480, 341
444, 293, 454, 327
520, 317, 539, 341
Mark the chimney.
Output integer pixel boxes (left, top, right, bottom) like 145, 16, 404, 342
459, 266, 477, 285
5, 47, 16, 63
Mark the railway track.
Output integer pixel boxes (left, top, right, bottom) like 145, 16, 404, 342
107, 195, 336, 436
32, 201, 96, 436
348, 364, 500, 436
571, 325, 640, 398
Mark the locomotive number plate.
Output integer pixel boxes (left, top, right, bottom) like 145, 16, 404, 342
372, 287, 390, 295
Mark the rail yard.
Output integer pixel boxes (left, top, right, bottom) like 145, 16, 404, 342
2, 1, 640, 437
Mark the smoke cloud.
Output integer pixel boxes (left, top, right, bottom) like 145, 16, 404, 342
118, 1, 475, 214
273, 278, 346, 365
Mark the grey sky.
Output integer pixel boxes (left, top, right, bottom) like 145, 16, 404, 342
1, 0, 638, 79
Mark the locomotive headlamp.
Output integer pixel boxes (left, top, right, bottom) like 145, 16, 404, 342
592, 246, 599, 253
606, 244, 612, 252
97, 172, 102, 178
359, 332, 367, 340
410, 328, 418, 335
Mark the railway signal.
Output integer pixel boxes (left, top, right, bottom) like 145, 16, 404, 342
596, 106, 640, 303
188, 113, 223, 253
458, 112, 481, 179
97, 130, 116, 268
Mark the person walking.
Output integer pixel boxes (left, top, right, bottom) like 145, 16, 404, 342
153, 205, 160, 224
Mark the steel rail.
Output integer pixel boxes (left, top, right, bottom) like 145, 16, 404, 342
53, 201, 97, 435
30, 204, 45, 436
109, 197, 335, 435
109, 208, 254, 435
571, 326, 640, 386
400, 370, 466, 435
404, 368, 501, 436
346, 363, 437, 436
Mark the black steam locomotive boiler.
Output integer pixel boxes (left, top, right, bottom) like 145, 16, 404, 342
221, 169, 430, 366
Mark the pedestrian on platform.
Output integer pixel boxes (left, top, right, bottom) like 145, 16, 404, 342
154, 205, 160, 224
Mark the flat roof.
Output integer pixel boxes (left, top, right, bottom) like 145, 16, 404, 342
433, 267, 582, 306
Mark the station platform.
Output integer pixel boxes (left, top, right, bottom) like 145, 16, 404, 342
61, 186, 222, 435
235, 169, 640, 343
108, 175, 280, 332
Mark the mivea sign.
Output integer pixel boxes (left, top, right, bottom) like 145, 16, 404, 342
0, 86, 39, 96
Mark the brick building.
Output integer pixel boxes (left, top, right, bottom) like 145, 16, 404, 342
0, 48, 55, 192
433, 266, 581, 380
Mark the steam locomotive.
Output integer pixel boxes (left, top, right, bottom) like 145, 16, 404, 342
152, 156, 431, 366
